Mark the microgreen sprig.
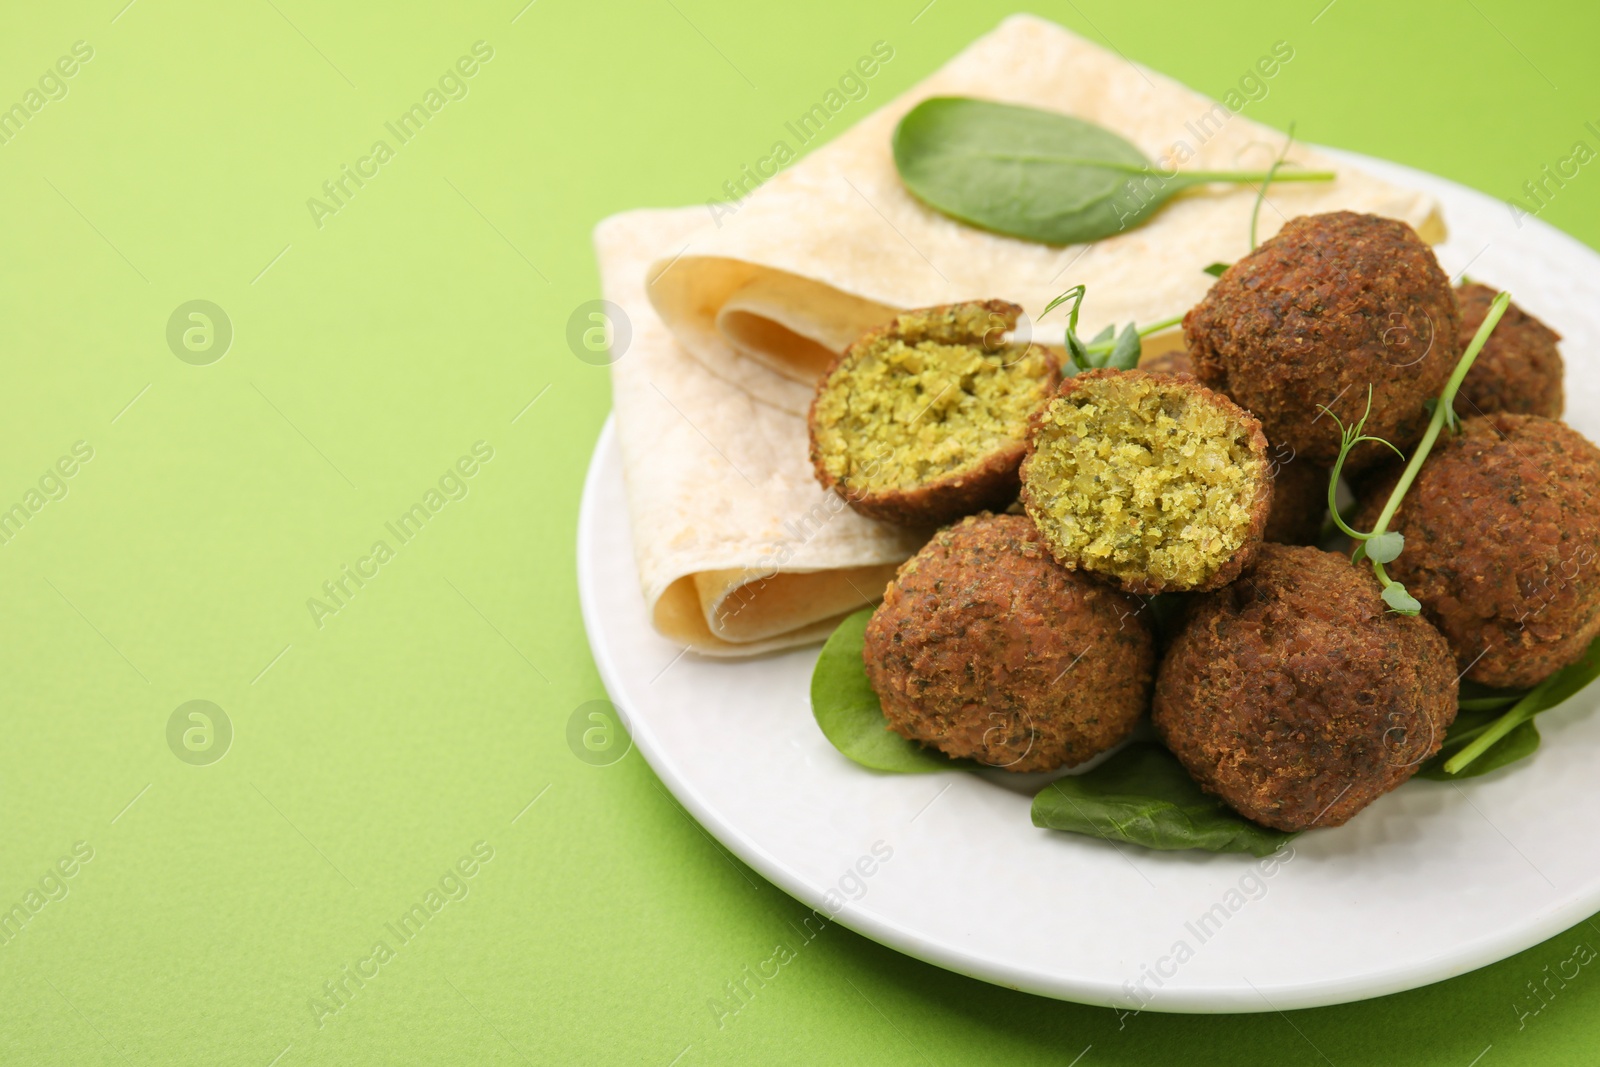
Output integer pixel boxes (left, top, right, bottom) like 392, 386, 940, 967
1324, 291, 1513, 615
1249, 121, 1299, 251
1194, 124, 1302, 280
1322, 388, 1411, 608
1043, 286, 1182, 376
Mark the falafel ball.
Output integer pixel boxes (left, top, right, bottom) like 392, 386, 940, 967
1454, 283, 1564, 419
1020, 369, 1273, 594
1354, 414, 1600, 689
1184, 212, 1461, 470
863, 513, 1155, 772
1154, 544, 1458, 831
808, 300, 1059, 526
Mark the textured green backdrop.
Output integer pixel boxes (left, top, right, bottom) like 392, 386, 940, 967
2, 1, 1597, 1063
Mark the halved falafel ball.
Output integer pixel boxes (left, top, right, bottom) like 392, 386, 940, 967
1141, 346, 1327, 543
1154, 544, 1458, 831
1184, 212, 1461, 470
1354, 414, 1600, 689
1020, 370, 1273, 594
1454, 283, 1564, 419
808, 301, 1059, 526
863, 513, 1155, 772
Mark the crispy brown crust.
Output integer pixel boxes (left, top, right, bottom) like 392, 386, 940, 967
1184, 212, 1461, 470
1019, 369, 1274, 595
1153, 545, 1459, 831
807, 300, 1060, 526
825, 438, 1028, 526
1354, 415, 1600, 688
1455, 283, 1565, 419
863, 513, 1155, 772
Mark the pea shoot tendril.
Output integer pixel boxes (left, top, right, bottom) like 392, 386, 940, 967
1323, 291, 1513, 614
1043, 285, 1182, 376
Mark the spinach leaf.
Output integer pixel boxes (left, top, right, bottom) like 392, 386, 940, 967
1456, 679, 1524, 713
1031, 743, 1295, 857
1418, 706, 1540, 781
810, 607, 956, 773
1529, 632, 1600, 711
892, 97, 1333, 246
1441, 632, 1600, 775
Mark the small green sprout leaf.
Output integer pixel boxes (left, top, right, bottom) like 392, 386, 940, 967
1365, 531, 1405, 564
1203, 262, 1230, 277
1046, 285, 1090, 374
1040, 286, 1082, 319
1381, 582, 1422, 615
1423, 396, 1461, 434
1046, 285, 1172, 375
1106, 323, 1142, 370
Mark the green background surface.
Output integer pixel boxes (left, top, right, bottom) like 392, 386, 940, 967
3, 0, 1598, 1064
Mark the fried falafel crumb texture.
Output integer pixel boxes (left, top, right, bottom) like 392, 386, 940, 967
811, 305, 1054, 493
1027, 376, 1266, 589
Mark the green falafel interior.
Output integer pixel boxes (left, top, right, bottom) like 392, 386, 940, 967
810, 302, 1055, 501
1023, 372, 1269, 592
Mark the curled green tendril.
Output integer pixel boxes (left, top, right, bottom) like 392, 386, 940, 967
1322, 292, 1513, 615
1043, 287, 1182, 376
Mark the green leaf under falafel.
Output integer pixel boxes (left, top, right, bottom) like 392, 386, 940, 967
1417, 706, 1541, 781
810, 607, 961, 774
1442, 631, 1600, 775
1031, 744, 1296, 857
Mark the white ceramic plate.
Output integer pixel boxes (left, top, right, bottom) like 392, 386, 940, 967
577, 150, 1600, 1013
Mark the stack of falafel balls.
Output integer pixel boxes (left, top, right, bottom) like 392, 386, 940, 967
806, 211, 1600, 835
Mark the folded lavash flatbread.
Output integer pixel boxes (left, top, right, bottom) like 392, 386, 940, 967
598, 207, 927, 656
646, 13, 1445, 416
602, 14, 1446, 656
